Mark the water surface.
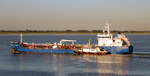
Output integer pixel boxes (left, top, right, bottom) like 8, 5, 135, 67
0, 34, 150, 76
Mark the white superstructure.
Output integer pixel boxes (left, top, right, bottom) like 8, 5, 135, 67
97, 23, 124, 47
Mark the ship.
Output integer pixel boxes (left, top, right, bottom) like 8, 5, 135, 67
11, 24, 133, 55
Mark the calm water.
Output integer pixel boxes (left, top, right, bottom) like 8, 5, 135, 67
0, 34, 150, 76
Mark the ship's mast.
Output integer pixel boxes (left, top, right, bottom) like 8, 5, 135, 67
107, 23, 110, 35
103, 23, 110, 35
20, 33, 23, 43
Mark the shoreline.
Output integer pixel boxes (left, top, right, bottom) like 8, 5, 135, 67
0, 31, 150, 35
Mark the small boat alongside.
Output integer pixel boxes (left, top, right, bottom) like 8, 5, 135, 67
75, 47, 110, 55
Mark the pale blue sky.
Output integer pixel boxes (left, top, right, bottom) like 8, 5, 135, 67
0, 0, 150, 31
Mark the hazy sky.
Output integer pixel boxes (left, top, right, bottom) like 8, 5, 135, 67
0, 0, 150, 31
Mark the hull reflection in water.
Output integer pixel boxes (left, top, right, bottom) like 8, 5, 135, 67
69, 55, 131, 76
49, 54, 131, 76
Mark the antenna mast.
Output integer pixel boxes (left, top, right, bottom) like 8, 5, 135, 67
105, 23, 110, 35
20, 33, 23, 43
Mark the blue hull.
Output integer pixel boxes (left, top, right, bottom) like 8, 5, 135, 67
12, 44, 75, 54
11, 44, 133, 54
101, 45, 133, 54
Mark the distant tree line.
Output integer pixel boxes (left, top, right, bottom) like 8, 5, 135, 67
0, 29, 150, 33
